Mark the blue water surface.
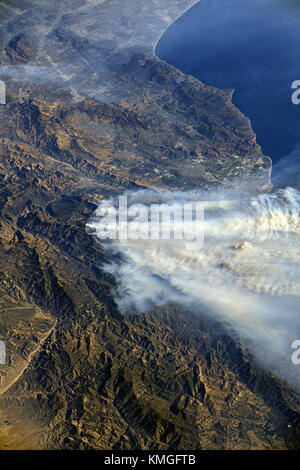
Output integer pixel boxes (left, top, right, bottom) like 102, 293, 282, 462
156, 0, 300, 162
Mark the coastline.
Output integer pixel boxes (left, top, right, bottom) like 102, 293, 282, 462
152, 0, 273, 189
152, 0, 201, 55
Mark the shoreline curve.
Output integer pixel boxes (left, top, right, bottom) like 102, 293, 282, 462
152, 0, 272, 188
153, 1, 201, 55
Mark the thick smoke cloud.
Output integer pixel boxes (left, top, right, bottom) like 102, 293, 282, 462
272, 146, 300, 189
88, 183, 300, 390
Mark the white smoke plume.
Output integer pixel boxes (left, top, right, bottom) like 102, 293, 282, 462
272, 146, 300, 189
88, 183, 300, 390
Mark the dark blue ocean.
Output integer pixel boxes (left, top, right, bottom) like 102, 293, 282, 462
156, 0, 300, 163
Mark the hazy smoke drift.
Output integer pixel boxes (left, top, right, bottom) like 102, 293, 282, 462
272, 146, 300, 189
90, 186, 300, 388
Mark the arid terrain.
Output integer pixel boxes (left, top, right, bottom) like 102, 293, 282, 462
0, 0, 299, 450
